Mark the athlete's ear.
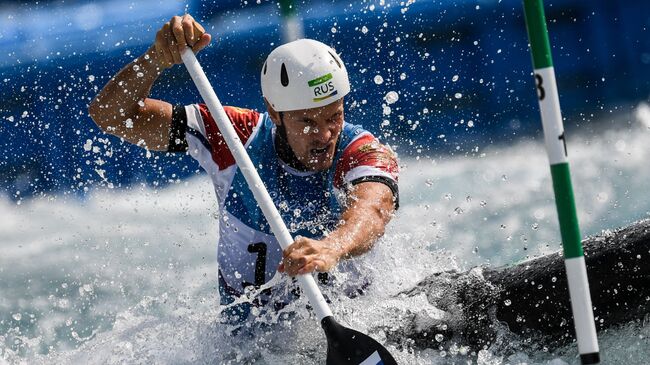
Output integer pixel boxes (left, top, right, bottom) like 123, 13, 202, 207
264, 98, 282, 127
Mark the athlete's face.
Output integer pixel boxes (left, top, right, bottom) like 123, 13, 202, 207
268, 99, 344, 172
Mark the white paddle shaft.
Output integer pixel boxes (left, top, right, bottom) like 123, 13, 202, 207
181, 48, 333, 321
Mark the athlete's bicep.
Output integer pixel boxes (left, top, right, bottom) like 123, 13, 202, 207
116, 98, 173, 151
345, 181, 395, 218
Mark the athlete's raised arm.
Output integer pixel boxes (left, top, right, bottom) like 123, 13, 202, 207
88, 14, 211, 151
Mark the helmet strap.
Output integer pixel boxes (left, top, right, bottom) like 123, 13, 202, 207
274, 113, 309, 171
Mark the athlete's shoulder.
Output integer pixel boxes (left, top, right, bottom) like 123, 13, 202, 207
196, 104, 262, 139
333, 126, 399, 206
185, 104, 264, 169
340, 132, 398, 175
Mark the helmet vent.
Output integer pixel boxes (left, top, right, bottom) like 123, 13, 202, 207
280, 63, 289, 87
263, 61, 267, 75
328, 51, 342, 68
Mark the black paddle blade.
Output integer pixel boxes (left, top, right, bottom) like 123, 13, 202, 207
321, 316, 398, 365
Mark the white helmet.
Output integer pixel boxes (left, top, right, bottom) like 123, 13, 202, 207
261, 39, 350, 112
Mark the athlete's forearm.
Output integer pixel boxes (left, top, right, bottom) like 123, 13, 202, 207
325, 182, 395, 260
88, 46, 164, 137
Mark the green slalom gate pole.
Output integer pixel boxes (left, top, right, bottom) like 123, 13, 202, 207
522, 1, 600, 364
279, 0, 303, 43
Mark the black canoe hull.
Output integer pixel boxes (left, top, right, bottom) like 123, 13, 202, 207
385, 219, 650, 351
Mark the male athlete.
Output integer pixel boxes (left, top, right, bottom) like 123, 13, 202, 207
89, 15, 399, 321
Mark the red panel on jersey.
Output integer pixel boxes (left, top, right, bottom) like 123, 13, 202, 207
334, 134, 399, 189
198, 104, 260, 169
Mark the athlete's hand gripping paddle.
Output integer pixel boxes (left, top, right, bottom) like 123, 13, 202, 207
181, 48, 397, 365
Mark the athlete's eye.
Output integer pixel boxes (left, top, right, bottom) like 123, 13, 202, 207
327, 113, 342, 123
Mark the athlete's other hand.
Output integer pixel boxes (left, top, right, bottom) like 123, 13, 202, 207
278, 236, 344, 276
152, 14, 211, 69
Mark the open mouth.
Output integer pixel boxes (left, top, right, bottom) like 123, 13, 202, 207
310, 146, 328, 155
309, 143, 332, 159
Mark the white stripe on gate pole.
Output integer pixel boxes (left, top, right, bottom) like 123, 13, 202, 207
565, 257, 599, 355
536, 67, 567, 165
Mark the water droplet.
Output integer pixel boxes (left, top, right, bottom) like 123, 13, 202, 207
361, 26, 368, 34
384, 91, 399, 104
516, 314, 524, 322
251, 306, 260, 316
12, 313, 22, 321
435, 333, 444, 342
83, 139, 93, 152
373, 75, 384, 85
452, 75, 459, 82
454, 93, 462, 99
504, 299, 511, 306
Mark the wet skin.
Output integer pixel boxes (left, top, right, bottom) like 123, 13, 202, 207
266, 99, 344, 172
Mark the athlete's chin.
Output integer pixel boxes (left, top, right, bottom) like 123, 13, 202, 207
305, 158, 334, 171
